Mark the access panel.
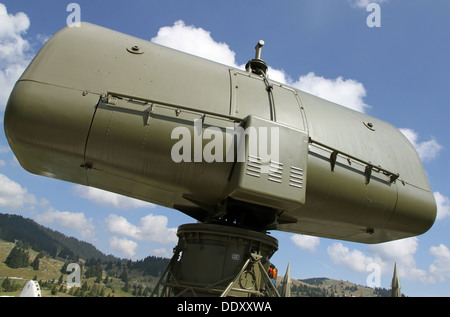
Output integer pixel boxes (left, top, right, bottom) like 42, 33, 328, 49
227, 115, 309, 211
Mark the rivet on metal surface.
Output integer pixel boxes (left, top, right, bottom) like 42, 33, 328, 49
127, 45, 144, 54
364, 121, 376, 131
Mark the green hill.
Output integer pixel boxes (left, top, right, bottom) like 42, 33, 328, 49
292, 277, 394, 297
0, 213, 170, 297
0, 213, 397, 297
0, 238, 167, 297
0, 213, 117, 262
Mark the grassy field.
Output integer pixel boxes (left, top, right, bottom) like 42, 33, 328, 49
0, 240, 67, 296
0, 240, 153, 297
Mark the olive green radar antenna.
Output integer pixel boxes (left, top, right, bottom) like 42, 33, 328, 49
152, 42, 281, 297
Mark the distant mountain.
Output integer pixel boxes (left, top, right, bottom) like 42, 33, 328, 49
0, 213, 398, 297
290, 277, 396, 297
0, 213, 117, 262
0, 213, 170, 279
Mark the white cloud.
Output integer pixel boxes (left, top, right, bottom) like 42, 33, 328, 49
139, 214, 178, 244
327, 242, 379, 273
429, 244, 450, 283
109, 236, 138, 258
291, 72, 370, 113
291, 234, 320, 252
0, 144, 10, 154
434, 192, 450, 221
105, 213, 177, 244
35, 33, 50, 45
0, 173, 36, 209
0, 3, 32, 109
328, 238, 450, 284
399, 128, 443, 162
152, 247, 172, 258
366, 238, 431, 282
73, 185, 155, 209
267, 66, 290, 84
351, 0, 387, 9
151, 20, 237, 68
0, 174, 97, 240
151, 20, 370, 114
105, 214, 141, 239
367, 238, 419, 263
36, 209, 95, 239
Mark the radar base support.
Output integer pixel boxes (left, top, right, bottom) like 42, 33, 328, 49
151, 223, 280, 297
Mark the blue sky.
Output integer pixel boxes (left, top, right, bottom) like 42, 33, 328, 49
1, 1, 449, 296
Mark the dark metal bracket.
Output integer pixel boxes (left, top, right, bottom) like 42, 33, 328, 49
310, 138, 400, 185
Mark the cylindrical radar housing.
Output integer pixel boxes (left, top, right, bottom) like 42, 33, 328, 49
4, 23, 436, 244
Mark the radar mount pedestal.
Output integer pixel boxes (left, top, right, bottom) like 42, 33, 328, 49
151, 223, 280, 297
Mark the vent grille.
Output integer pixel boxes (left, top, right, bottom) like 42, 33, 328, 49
245, 156, 304, 190
246, 155, 262, 178
268, 161, 283, 183
289, 166, 304, 189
